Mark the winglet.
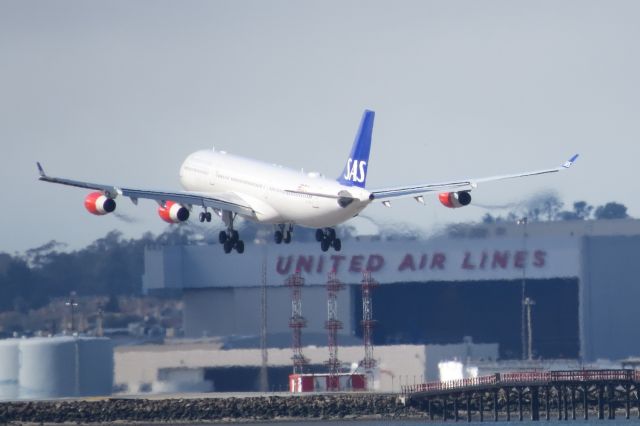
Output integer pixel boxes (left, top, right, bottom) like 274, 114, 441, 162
36, 162, 46, 177
562, 154, 579, 169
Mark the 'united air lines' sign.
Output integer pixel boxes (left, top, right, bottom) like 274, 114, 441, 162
176, 237, 580, 288
269, 237, 579, 284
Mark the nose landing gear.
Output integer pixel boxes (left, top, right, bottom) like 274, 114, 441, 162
316, 228, 341, 252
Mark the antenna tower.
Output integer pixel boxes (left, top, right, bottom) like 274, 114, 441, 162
360, 271, 378, 370
325, 271, 345, 390
285, 270, 308, 373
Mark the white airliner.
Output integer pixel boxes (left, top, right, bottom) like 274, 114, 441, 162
37, 110, 578, 254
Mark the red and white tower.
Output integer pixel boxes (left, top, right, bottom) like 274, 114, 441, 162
325, 271, 345, 391
285, 270, 308, 374
360, 271, 378, 370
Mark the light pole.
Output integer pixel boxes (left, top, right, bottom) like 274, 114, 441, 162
65, 291, 79, 333
524, 297, 536, 361
255, 237, 269, 392
516, 217, 528, 360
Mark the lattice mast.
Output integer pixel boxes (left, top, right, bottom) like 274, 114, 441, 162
285, 270, 308, 373
325, 271, 345, 390
360, 271, 379, 370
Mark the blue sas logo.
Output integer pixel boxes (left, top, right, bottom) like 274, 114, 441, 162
344, 158, 367, 183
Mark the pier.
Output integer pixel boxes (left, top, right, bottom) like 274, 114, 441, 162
402, 369, 640, 421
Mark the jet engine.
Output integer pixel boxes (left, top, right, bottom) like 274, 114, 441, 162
438, 191, 472, 208
84, 191, 116, 215
158, 201, 190, 223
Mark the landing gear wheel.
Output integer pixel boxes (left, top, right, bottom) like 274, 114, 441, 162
230, 230, 239, 242
274, 230, 283, 244
332, 238, 341, 252
283, 231, 292, 244
199, 212, 206, 223
223, 240, 234, 254
320, 239, 330, 252
219, 231, 228, 244
315, 229, 324, 242
327, 228, 336, 241
235, 240, 245, 254
205, 212, 212, 222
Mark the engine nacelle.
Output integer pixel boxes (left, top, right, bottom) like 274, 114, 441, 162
158, 201, 190, 223
438, 191, 472, 208
84, 191, 116, 215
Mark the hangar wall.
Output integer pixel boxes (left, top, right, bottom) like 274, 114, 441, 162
581, 235, 640, 360
144, 232, 586, 359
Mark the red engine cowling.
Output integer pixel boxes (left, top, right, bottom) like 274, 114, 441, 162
438, 191, 472, 208
84, 191, 116, 215
158, 201, 190, 223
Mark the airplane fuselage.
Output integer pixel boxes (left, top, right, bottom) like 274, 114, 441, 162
179, 150, 372, 228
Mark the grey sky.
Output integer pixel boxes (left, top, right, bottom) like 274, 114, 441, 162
2, 1, 638, 253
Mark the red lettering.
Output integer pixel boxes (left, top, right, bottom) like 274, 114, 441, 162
398, 254, 416, 272
479, 252, 488, 269
514, 251, 527, 269
366, 254, 384, 272
533, 250, 546, 267
349, 255, 364, 273
462, 252, 475, 270
330, 255, 346, 273
431, 253, 446, 270
316, 255, 325, 273
296, 256, 313, 274
492, 251, 509, 269
419, 254, 428, 270
276, 256, 293, 275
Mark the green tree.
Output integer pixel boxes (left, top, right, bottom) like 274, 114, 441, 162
594, 202, 628, 220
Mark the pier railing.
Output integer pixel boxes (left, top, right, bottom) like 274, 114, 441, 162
402, 369, 638, 395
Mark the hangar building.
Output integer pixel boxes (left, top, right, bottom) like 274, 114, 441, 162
143, 219, 640, 362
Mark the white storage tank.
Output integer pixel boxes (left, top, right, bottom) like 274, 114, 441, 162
19, 336, 77, 399
78, 337, 113, 396
18, 336, 114, 399
0, 339, 20, 400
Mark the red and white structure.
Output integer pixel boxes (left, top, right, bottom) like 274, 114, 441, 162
289, 373, 367, 393
324, 271, 345, 390
360, 271, 378, 370
285, 271, 308, 374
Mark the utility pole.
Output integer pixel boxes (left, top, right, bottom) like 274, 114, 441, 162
517, 217, 528, 360
259, 245, 269, 392
524, 297, 536, 361
96, 306, 104, 337
65, 291, 79, 333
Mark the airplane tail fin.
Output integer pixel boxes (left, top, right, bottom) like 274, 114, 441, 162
337, 110, 374, 188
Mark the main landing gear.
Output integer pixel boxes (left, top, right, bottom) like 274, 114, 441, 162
316, 228, 341, 252
274, 224, 293, 245
198, 210, 212, 223
218, 211, 244, 254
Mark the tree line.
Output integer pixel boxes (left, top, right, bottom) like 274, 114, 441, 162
0, 197, 632, 314
481, 196, 628, 223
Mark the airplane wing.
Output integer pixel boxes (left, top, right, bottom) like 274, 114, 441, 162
36, 162, 256, 217
370, 154, 579, 200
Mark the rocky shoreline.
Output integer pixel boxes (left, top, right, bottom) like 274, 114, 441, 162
0, 394, 424, 424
